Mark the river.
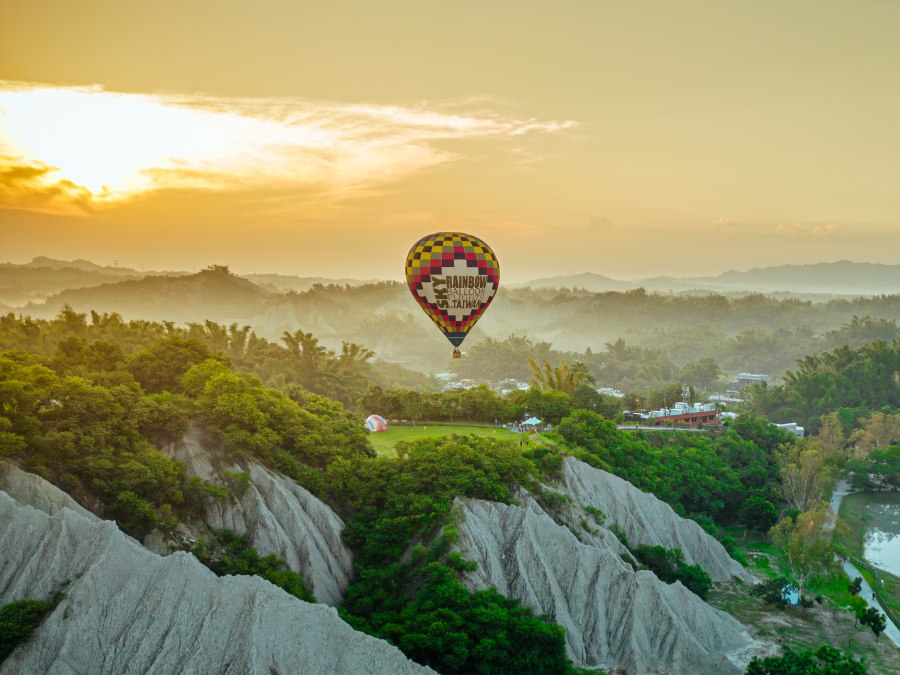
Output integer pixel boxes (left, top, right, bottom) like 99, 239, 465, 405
861, 492, 900, 576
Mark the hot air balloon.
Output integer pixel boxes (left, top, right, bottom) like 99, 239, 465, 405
405, 232, 500, 358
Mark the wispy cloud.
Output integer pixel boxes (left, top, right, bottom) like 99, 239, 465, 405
0, 81, 575, 213
0, 157, 94, 214
775, 222, 838, 236
776, 223, 805, 235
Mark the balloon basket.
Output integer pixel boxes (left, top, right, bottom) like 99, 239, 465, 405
452, 348, 462, 359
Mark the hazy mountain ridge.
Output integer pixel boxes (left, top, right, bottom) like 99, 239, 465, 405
8, 256, 900, 301
23, 267, 274, 324
245, 273, 383, 294
5, 256, 135, 272
8, 258, 900, 375
0, 261, 146, 307
522, 261, 900, 296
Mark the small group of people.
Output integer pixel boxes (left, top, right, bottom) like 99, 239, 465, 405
510, 424, 537, 433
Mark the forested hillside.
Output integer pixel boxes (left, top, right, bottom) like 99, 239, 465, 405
2, 305, 899, 672
746, 340, 900, 433
0, 310, 583, 672
10, 264, 900, 377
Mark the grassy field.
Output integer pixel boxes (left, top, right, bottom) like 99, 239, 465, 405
367, 423, 530, 457
836, 492, 900, 621
708, 581, 899, 672
715, 529, 899, 670
731, 529, 860, 606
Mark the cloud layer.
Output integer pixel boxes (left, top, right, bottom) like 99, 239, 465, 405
0, 82, 574, 213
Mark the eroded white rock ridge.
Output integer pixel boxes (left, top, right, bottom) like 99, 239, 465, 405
562, 456, 753, 582
161, 425, 354, 606
0, 488, 433, 675
453, 496, 757, 674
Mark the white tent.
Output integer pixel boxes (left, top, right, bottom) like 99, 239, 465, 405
523, 416, 541, 426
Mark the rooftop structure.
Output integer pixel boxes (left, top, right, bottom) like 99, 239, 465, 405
625, 402, 720, 427
708, 394, 743, 405
726, 373, 771, 395
774, 422, 805, 438
734, 373, 770, 387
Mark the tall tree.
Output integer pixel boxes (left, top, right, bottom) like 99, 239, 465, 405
527, 358, 589, 395
860, 607, 887, 643
770, 501, 846, 601
850, 411, 900, 458
281, 329, 330, 391
777, 439, 834, 512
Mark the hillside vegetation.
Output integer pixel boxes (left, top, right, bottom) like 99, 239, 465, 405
11, 264, 900, 378
0, 311, 586, 673
2, 306, 899, 673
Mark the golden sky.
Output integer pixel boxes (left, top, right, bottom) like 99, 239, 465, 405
2, 1, 899, 281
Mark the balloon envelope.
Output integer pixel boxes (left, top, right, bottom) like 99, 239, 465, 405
405, 232, 500, 348
365, 414, 389, 432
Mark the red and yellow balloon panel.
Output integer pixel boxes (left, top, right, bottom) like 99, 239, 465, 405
405, 232, 500, 356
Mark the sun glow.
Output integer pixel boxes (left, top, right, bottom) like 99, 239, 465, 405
0, 84, 337, 204
0, 82, 574, 213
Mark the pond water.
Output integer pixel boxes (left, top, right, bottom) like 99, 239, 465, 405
862, 492, 900, 576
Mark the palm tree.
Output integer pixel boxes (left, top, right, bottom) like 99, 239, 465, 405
527, 358, 591, 395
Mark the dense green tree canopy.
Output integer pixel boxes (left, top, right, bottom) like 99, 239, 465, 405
745, 644, 867, 674
747, 341, 899, 433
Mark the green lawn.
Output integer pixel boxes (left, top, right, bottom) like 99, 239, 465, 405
708, 582, 899, 672
714, 527, 900, 669
367, 423, 530, 457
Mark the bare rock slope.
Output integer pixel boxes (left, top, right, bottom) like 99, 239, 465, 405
0, 463, 92, 519
0, 486, 432, 675
161, 426, 354, 606
454, 495, 758, 674
562, 456, 753, 582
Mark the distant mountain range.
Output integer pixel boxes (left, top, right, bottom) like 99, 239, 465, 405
7, 257, 900, 378
0, 257, 149, 307
520, 261, 900, 296
4, 257, 898, 304
24, 266, 274, 325
244, 273, 382, 294
0, 258, 381, 308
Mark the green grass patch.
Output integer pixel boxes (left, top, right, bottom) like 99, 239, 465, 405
716, 526, 900, 669
367, 424, 528, 457
740, 533, 857, 609
708, 583, 899, 673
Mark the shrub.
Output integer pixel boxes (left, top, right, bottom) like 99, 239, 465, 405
0, 598, 56, 662
746, 645, 867, 674
583, 505, 606, 526
633, 545, 712, 600
750, 577, 794, 609
609, 524, 629, 548
191, 531, 315, 603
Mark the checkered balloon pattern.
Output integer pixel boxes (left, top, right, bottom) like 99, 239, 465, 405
405, 232, 500, 347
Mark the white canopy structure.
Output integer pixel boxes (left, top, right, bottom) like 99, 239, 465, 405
523, 416, 541, 426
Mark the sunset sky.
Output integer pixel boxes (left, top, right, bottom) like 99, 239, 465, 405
2, 1, 899, 282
